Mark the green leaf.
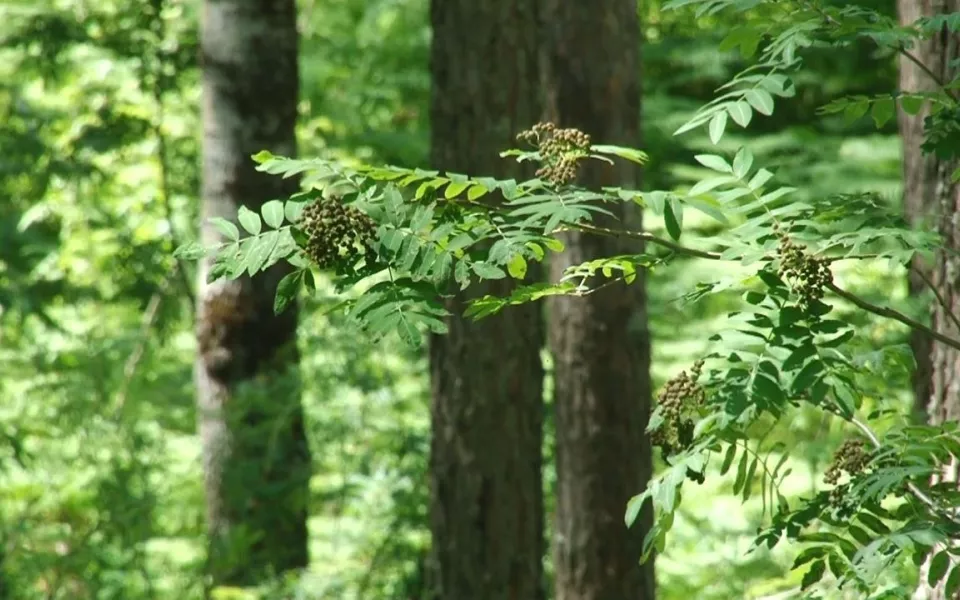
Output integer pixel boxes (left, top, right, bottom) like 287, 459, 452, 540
210, 217, 240, 242
397, 316, 422, 347
694, 154, 733, 173
946, 565, 960, 598
688, 176, 735, 197
801, 559, 826, 590
728, 100, 753, 127
285, 200, 306, 223
174, 241, 206, 260
732, 147, 754, 179
857, 513, 890, 535
708, 111, 727, 144
745, 88, 775, 116
900, 95, 924, 115
760, 74, 795, 98
238, 206, 262, 235
843, 98, 870, 122
783, 343, 816, 371
848, 525, 873, 546
455, 260, 471, 289
444, 181, 470, 199
591, 144, 648, 165
871, 97, 895, 128
261, 200, 285, 229
793, 546, 828, 569
742, 455, 759, 501
251, 150, 274, 163
410, 204, 435, 232
273, 270, 303, 314
244, 231, 279, 276
684, 198, 729, 225
625, 493, 648, 527
832, 379, 857, 418
472, 262, 507, 280
777, 493, 789, 513
544, 238, 565, 253
734, 447, 749, 492
467, 184, 489, 200
507, 254, 528, 279
720, 444, 737, 475
748, 168, 774, 190
827, 551, 845, 578
664, 199, 682, 241
929, 550, 950, 586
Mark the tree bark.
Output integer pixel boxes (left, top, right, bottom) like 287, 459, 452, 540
427, 2, 547, 600
897, 0, 955, 416
195, 0, 311, 587
542, 1, 656, 599
897, 2, 960, 599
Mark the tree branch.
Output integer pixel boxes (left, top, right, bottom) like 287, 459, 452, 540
567, 222, 724, 260
898, 46, 958, 101
915, 266, 960, 334
826, 282, 960, 352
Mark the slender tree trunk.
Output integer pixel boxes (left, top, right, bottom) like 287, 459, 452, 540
898, 3, 960, 599
542, 1, 655, 598
195, 0, 311, 587
427, 2, 546, 599
897, 0, 952, 416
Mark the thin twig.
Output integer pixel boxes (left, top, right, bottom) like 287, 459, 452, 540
453, 179, 960, 351
802, 0, 958, 101
915, 267, 960, 334
113, 274, 173, 413
899, 46, 958, 101
826, 282, 960, 352
567, 222, 724, 260
822, 253, 880, 263
850, 417, 960, 525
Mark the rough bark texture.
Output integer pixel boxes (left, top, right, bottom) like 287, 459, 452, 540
898, 2, 960, 598
897, 0, 956, 415
542, 1, 656, 599
196, 0, 311, 587
427, 2, 547, 600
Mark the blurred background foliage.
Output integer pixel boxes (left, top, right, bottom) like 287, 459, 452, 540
0, 0, 921, 597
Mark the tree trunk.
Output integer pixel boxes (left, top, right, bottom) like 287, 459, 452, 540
897, 0, 954, 416
195, 0, 311, 587
898, 3, 960, 599
542, 1, 656, 599
427, 2, 546, 599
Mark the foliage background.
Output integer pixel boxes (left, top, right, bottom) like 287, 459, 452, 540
0, 0, 922, 597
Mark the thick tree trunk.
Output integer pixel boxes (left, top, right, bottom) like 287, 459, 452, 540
898, 2, 960, 599
195, 0, 311, 587
427, 2, 546, 600
542, 1, 656, 599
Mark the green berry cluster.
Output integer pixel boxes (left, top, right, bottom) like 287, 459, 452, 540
826, 482, 858, 519
824, 438, 869, 485
516, 121, 591, 186
651, 359, 706, 455
299, 198, 378, 270
774, 225, 832, 311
